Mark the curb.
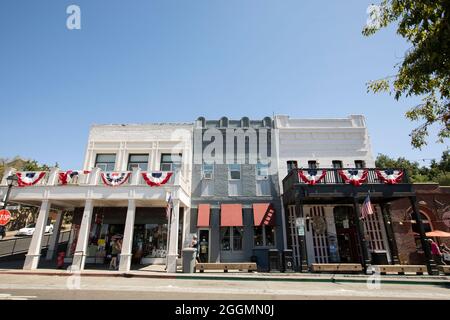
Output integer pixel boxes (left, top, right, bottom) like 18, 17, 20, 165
1, 270, 449, 286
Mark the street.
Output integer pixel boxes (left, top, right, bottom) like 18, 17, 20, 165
0, 274, 448, 300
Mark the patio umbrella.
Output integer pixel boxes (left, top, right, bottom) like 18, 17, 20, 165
425, 230, 450, 237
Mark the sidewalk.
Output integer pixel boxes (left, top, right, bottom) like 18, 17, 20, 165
1, 265, 449, 286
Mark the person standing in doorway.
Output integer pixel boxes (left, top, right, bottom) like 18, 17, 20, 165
109, 239, 121, 270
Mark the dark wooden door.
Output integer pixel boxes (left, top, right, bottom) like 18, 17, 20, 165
336, 227, 361, 263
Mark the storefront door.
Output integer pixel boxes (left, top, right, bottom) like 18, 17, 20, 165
198, 229, 210, 263
336, 227, 360, 263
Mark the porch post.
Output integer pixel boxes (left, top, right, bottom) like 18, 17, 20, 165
45, 210, 64, 260
409, 196, 438, 275
352, 197, 372, 270
295, 198, 308, 272
23, 200, 51, 270
71, 199, 94, 271
167, 199, 180, 273
379, 202, 400, 264
119, 199, 136, 272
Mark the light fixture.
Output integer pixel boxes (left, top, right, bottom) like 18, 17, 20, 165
6, 175, 18, 187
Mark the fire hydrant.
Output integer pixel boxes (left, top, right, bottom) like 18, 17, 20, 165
57, 252, 65, 269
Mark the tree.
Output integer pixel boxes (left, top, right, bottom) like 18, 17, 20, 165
363, 0, 450, 148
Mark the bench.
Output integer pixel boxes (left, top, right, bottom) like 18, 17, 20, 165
195, 262, 257, 273
374, 265, 427, 275
310, 263, 363, 273
438, 265, 450, 275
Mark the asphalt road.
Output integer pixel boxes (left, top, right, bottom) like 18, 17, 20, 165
0, 274, 448, 300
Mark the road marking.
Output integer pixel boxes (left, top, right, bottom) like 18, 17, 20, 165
0, 293, 37, 300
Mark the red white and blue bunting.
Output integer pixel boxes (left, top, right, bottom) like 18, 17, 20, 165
142, 172, 173, 187
376, 169, 404, 185
298, 169, 327, 185
58, 170, 91, 185
338, 169, 368, 187
100, 172, 131, 187
16, 172, 46, 187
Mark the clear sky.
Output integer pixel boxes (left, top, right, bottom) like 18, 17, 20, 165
0, 0, 447, 170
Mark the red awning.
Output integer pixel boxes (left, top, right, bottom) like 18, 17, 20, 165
220, 204, 243, 227
253, 203, 276, 226
197, 204, 210, 227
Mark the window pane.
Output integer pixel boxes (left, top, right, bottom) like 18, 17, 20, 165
96, 154, 116, 163
230, 170, 240, 180
129, 154, 149, 162
308, 161, 317, 169
256, 163, 269, 176
265, 226, 275, 247
254, 227, 264, 246
162, 154, 182, 163
128, 163, 148, 171
233, 227, 243, 251
106, 163, 115, 171
221, 228, 231, 251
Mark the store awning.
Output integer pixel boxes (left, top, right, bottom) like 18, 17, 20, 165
220, 204, 243, 227
197, 204, 210, 227
253, 203, 276, 226
426, 230, 450, 237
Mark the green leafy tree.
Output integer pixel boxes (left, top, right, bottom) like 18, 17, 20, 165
363, 0, 450, 148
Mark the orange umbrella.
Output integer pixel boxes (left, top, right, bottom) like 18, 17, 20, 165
425, 230, 450, 237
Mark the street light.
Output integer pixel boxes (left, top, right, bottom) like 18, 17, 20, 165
0, 174, 18, 239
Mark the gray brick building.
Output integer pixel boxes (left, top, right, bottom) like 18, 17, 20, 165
189, 116, 284, 270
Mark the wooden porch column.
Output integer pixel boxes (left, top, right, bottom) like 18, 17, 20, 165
353, 197, 372, 270
119, 199, 136, 272
23, 200, 51, 270
379, 202, 400, 264
409, 196, 438, 275
71, 199, 94, 271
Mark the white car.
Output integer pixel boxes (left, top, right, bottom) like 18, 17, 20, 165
16, 223, 53, 236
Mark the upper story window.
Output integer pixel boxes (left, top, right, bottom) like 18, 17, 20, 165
355, 160, 366, 168
256, 163, 269, 178
228, 164, 241, 180
95, 154, 116, 171
287, 161, 298, 174
127, 154, 149, 171
202, 163, 214, 180
308, 161, 318, 169
332, 160, 343, 169
161, 153, 182, 172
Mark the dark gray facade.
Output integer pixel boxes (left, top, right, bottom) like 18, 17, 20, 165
189, 116, 284, 270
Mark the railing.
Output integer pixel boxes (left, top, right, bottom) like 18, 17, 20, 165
0, 230, 71, 257
2, 168, 186, 189
282, 168, 410, 191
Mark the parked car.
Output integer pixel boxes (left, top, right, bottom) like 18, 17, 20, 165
16, 223, 53, 236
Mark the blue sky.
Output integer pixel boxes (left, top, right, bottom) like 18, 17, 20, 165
0, 0, 447, 170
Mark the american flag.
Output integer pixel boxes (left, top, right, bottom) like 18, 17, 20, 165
166, 193, 173, 220
361, 194, 374, 219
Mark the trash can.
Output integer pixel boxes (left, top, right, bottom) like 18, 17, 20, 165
268, 249, 281, 272
182, 248, 196, 273
282, 249, 294, 273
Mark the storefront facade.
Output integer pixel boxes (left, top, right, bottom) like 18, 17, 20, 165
189, 117, 284, 270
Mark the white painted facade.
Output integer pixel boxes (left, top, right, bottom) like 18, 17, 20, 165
274, 114, 375, 180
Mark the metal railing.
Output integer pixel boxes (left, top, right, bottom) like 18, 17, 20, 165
282, 168, 410, 191
0, 230, 71, 257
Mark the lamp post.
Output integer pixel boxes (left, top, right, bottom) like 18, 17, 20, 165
0, 175, 18, 239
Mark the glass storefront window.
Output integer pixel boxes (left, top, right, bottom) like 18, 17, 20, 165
233, 227, 243, 251
254, 225, 275, 247
221, 227, 231, 251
